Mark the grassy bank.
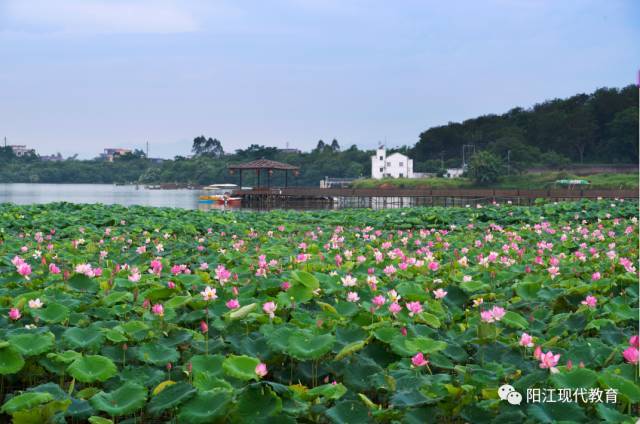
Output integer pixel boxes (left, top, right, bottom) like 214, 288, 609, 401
352, 171, 638, 190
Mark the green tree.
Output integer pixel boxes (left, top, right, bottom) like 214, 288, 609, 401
467, 151, 503, 184
192, 136, 224, 157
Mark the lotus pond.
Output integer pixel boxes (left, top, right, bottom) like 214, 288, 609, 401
0, 201, 638, 423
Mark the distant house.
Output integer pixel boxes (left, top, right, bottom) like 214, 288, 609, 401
371, 147, 414, 179
278, 148, 301, 154
445, 168, 464, 178
100, 148, 132, 162
9, 145, 35, 157
41, 153, 64, 162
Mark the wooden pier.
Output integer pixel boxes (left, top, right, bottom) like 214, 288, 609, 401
234, 187, 638, 209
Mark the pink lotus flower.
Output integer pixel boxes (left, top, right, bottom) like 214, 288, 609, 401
433, 288, 447, 299
581, 295, 597, 308
128, 269, 141, 282
372, 295, 386, 308
17, 263, 32, 278
226, 299, 240, 310
629, 335, 639, 349
622, 347, 639, 364
200, 286, 218, 301
539, 350, 560, 373
263, 301, 277, 319
533, 346, 542, 359
341, 275, 357, 287
151, 304, 164, 316
388, 302, 401, 315
346, 292, 360, 303
480, 306, 506, 323
591, 272, 601, 281
428, 261, 439, 271
28, 298, 43, 309
200, 320, 208, 333
519, 332, 534, 347
49, 263, 61, 274
167, 281, 176, 289
215, 265, 231, 284
411, 352, 429, 367
255, 363, 268, 378
281, 281, 291, 291
8, 308, 21, 320
406, 301, 423, 317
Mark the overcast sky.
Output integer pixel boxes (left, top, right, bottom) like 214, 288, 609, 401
0, 0, 638, 158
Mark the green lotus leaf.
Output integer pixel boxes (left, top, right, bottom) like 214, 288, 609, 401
193, 373, 234, 392
177, 390, 231, 424
9, 332, 55, 356
190, 354, 224, 377
62, 326, 105, 350
501, 311, 529, 330
325, 400, 370, 424
236, 386, 282, 420
0, 346, 25, 374
67, 355, 118, 383
406, 337, 447, 354
88, 417, 113, 424
104, 328, 128, 343
288, 333, 335, 361
31, 303, 70, 323
136, 344, 179, 365
227, 302, 257, 320
1, 392, 54, 414
47, 350, 82, 364
68, 274, 99, 292
222, 355, 261, 381
102, 291, 133, 306
550, 368, 598, 390
90, 382, 147, 417
335, 340, 367, 361
306, 383, 348, 401
291, 271, 319, 289
147, 382, 196, 415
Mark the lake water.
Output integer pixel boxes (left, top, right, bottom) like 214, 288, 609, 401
0, 183, 205, 209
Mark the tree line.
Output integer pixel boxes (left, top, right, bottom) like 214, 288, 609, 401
0, 85, 636, 185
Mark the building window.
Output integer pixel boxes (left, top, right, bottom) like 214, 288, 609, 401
386, 161, 391, 167
399, 173, 404, 178
399, 162, 404, 167
379, 168, 384, 173
379, 156, 383, 160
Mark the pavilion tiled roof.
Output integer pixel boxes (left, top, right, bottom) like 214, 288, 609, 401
228, 158, 299, 170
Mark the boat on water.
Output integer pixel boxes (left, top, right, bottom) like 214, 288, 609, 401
199, 184, 242, 206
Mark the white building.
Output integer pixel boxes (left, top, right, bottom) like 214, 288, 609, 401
9, 145, 35, 157
371, 147, 414, 179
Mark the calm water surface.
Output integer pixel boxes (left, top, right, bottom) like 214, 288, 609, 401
0, 184, 204, 209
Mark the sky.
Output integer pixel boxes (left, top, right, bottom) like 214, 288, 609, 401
0, 0, 638, 159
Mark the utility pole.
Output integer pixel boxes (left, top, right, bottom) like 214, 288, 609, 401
146, 141, 149, 158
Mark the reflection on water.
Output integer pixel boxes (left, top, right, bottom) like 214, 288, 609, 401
0, 183, 202, 209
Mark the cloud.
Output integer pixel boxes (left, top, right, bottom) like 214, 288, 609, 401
4, 0, 199, 34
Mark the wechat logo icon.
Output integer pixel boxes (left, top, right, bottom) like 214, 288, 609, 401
498, 384, 522, 405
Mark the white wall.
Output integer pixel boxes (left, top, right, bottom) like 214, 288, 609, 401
371, 148, 414, 179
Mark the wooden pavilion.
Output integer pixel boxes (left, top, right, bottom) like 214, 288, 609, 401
228, 158, 300, 188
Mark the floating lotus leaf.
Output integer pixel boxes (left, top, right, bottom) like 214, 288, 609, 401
62, 326, 105, 350
90, 382, 147, 417
193, 374, 234, 392
1, 392, 54, 414
288, 332, 335, 361
68, 274, 98, 292
177, 390, 231, 424
136, 343, 179, 365
0, 346, 25, 374
102, 291, 133, 306
67, 355, 117, 383
47, 350, 82, 364
32, 303, 70, 323
9, 332, 55, 356
222, 355, 261, 381
147, 382, 196, 415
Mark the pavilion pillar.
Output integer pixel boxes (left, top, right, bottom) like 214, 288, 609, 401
256, 169, 260, 187
284, 170, 288, 187
239, 170, 243, 188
